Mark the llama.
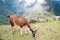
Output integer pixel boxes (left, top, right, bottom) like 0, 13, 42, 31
7, 14, 37, 37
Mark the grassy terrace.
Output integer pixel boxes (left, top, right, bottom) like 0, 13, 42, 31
0, 20, 60, 40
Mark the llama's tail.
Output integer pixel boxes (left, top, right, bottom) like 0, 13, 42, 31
7, 15, 10, 18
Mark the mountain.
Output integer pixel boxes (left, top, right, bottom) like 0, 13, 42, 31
0, 0, 14, 25
0, 0, 60, 25
53, 1, 60, 16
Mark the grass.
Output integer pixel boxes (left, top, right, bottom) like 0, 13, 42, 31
0, 20, 60, 40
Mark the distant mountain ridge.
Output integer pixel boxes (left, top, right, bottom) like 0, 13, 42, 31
0, 0, 60, 25
0, 0, 14, 25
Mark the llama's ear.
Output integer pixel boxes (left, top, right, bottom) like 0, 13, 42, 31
35, 30, 37, 32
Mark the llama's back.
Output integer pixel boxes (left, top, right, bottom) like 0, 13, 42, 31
10, 15, 28, 26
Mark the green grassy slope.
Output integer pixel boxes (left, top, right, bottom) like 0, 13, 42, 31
0, 20, 60, 40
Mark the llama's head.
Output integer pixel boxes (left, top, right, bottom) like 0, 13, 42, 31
32, 30, 37, 37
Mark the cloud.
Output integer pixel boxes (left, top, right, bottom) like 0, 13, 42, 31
25, 0, 35, 5
26, 4, 44, 13
37, 0, 45, 3
25, 0, 45, 5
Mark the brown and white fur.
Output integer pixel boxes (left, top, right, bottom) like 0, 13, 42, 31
7, 14, 37, 37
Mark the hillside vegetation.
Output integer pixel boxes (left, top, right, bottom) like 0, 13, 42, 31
0, 18, 60, 40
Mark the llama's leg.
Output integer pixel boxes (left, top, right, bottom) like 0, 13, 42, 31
11, 26, 15, 34
26, 27, 31, 34
23, 26, 30, 35
20, 27, 23, 36
9, 18, 15, 34
24, 27, 27, 34
20, 28, 23, 36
